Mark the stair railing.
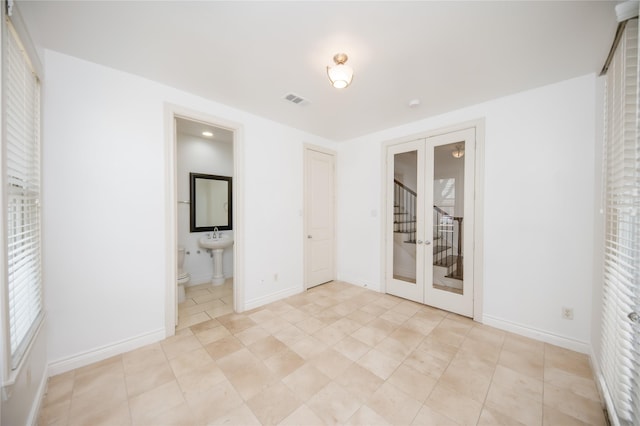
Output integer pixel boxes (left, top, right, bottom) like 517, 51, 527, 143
433, 205, 451, 266
393, 179, 416, 243
433, 205, 463, 279
393, 180, 463, 278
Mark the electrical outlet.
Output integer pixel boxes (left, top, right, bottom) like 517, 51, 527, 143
562, 307, 574, 320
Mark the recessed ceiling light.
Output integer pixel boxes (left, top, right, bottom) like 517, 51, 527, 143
202, 131, 213, 137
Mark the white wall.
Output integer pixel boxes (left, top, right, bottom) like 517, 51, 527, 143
394, 151, 418, 193
177, 133, 234, 284
338, 74, 598, 352
43, 50, 336, 370
434, 147, 465, 218
336, 137, 383, 289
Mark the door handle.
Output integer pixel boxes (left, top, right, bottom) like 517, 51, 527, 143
307, 235, 312, 239
629, 312, 639, 323
425, 241, 432, 245
416, 240, 423, 244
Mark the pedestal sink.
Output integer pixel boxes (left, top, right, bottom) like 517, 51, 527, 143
198, 234, 233, 286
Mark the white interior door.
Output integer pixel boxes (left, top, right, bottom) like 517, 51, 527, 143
386, 140, 425, 302
424, 129, 475, 317
305, 147, 335, 288
386, 129, 475, 317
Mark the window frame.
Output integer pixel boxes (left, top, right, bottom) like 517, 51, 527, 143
600, 16, 640, 426
0, 3, 45, 386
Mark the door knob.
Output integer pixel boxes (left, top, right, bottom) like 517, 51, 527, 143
425, 240, 432, 245
416, 240, 423, 244
307, 235, 312, 239
629, 311, 639, 323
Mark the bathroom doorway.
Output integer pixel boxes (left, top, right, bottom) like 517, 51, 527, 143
164, 105, 244, 335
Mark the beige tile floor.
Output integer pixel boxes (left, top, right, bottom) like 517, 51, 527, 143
38, 281, 607, 426
177, 280, 235, 330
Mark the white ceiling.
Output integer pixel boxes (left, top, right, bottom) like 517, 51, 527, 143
18, 1, 618, 141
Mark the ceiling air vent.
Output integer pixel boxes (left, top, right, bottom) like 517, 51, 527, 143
283, 92, 310, 106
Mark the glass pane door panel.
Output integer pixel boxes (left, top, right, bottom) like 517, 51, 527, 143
432, 142, 465, 294
393, 151, 418, 284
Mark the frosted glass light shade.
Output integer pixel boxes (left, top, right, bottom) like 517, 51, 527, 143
327, 54, 354, 89
452, 147, 465, 158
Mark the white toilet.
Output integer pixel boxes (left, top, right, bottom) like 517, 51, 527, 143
177, 246, 190, 303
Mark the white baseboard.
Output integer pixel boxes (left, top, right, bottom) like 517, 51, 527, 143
47, 328, 166, 376
27, 364, 48, 426
482, 314, 590, 353
336, 274, 381, 292
244, 286, 303, 311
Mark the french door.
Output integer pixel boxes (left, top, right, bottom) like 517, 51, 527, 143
386, 128, 475, 317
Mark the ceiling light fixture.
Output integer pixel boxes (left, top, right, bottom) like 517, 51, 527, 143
452, 145, 465, 159
327, 53, 353, 89
202, 131, 213, 137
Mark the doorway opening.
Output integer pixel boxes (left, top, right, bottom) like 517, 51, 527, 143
165, 105, 244, 335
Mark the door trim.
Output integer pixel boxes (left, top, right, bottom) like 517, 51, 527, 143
303, 144, 337, 290
164, 103, 245, 337
380, 119, 485, 321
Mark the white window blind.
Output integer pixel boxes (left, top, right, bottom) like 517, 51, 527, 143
601, 17, 640, 426
4, 19, 43, 370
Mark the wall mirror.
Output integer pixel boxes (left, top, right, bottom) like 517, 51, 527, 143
190, 173, 232, 232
